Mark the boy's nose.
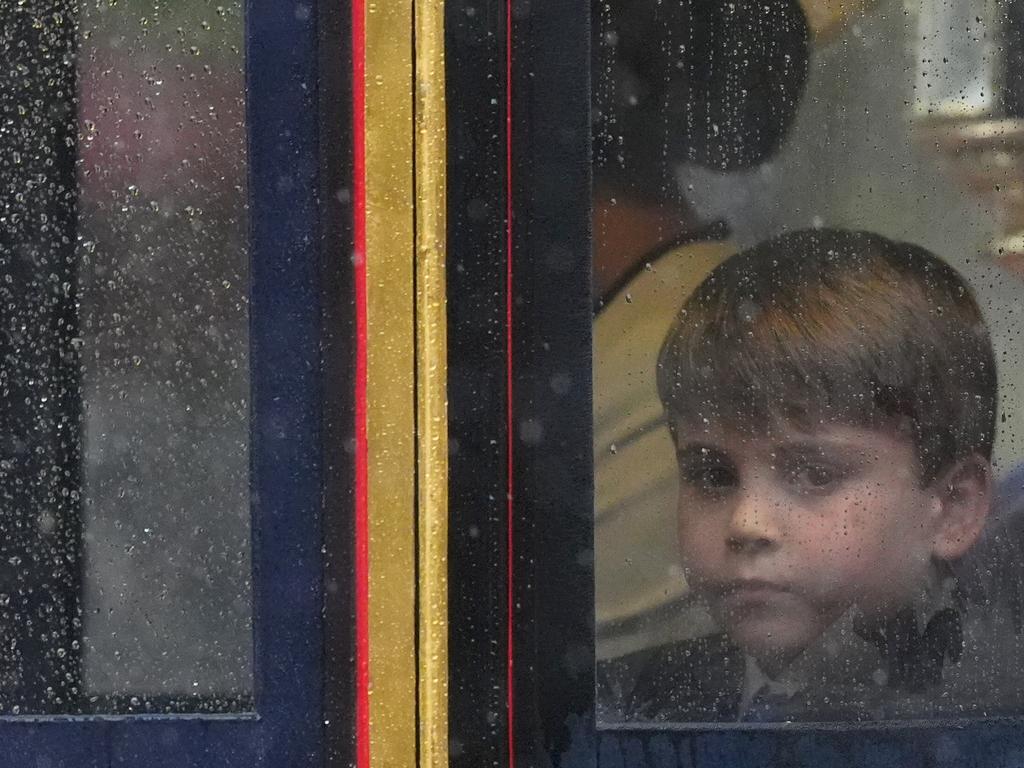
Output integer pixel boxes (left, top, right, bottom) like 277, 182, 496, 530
725, 487, 782, 554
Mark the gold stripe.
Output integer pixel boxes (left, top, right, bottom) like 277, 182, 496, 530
364, 1, 417, 766
414, 0, 449, 764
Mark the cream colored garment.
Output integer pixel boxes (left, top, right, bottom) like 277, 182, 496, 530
594, 239, 733, 635
800, 0, 879, 41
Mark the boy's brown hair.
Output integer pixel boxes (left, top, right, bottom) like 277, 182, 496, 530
657, 228, 997, 483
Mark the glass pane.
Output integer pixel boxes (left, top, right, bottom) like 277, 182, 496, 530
76, 0, 251, 710
595, 0, 1024, 723
0, 0, 251, 713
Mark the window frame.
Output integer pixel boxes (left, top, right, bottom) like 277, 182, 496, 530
0, 0, 351, 763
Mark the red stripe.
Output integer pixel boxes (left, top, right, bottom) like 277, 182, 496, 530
505, 0, 515, 765
352, 0, 370, 764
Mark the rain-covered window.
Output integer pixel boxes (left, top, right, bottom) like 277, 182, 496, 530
0, 1, 250, 713
594, 0, 1024, 723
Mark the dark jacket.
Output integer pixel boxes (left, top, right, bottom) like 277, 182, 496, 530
598, 633, 744, 722
596, 606, 1013, 724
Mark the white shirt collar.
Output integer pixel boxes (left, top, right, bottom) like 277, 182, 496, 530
738, 654, 805, 718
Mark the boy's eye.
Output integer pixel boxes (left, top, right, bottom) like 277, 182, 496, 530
681, 463, 737, 493
786, 462, 842, 492
677, 445, 738, 495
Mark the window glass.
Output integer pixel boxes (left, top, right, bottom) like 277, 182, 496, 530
77, 0, 251, 709
594, 0, 1024, 723
0, 0, 251, 713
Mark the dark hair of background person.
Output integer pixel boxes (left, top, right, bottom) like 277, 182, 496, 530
657, 228, 997, 484
592, 0, 811, 205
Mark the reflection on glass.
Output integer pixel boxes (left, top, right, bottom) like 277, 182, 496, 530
76, 1, 252, 709
595, 0, 1024, 723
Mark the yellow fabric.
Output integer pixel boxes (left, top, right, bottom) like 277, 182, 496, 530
594, 239, 734, 630
800, 0, 879, 41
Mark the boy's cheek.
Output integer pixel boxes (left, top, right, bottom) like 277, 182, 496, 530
677, 517, 720, 564
677, 537, 724, 589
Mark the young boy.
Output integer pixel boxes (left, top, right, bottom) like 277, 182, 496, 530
598, 228, 1002, 722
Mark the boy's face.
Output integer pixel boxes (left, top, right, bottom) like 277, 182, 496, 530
673, 420, 956, 670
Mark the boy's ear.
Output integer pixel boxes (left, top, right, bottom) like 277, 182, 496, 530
929, 454, 992, 561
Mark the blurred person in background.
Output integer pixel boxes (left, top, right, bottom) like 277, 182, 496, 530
593, 0, 812, 660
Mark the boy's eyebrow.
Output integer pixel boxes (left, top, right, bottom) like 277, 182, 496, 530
772, 438, 875, 462
674, 430, 886, 461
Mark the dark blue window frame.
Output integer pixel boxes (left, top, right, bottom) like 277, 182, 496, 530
442, 2, 1024, 767
0, 0, 350, 764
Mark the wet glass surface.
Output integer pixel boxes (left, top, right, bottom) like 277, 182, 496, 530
594, 0, 1024, 723
76, 0, 252, 710
0, 1, 251, 713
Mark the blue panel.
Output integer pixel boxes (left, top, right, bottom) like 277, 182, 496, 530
597, 723, 1024, 768
0, 0, 326, 763
245, 0, 325, 756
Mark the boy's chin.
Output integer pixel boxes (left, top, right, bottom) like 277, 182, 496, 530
721, 614, 823, 672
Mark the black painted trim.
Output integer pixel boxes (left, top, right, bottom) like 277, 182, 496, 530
319, 0, 357, 764
446, 1, 595, 765
508, 0, 595, 763
445, 1, 510, 765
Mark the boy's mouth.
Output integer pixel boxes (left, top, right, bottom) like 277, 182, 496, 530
712, 579, 795, 608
